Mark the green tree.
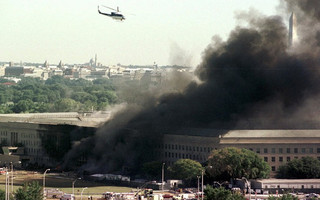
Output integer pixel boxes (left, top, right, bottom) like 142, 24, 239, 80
277, 157, 320, 179
168, 159, 202, 185
0, 189, 5, 200
53, 98, 79, 112
267, 194, 298, 200
204, 185, 245, 200
12, 99, 34, 113
207, 147, 270, 181
15, 181, 43, 200
0, 94, 7, 104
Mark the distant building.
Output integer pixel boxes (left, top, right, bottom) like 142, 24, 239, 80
5, 67, 24, 77
161, 128, 320, 177
0, 66, 5, 76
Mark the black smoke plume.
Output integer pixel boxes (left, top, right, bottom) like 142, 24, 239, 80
63, 1, 320, 174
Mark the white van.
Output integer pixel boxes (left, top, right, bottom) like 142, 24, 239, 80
60, 194, 75, 200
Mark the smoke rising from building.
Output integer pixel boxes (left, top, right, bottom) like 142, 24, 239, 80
63, 1, 320, 174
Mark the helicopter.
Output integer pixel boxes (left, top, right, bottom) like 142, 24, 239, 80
98, 5, 125, 21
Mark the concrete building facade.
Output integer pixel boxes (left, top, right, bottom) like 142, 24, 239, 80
162, 129, 320, 176
0, 112, 109, 167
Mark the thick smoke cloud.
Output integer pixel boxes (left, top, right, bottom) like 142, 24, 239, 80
63, 1, 320, 174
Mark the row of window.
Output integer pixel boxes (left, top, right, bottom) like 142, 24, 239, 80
26, 147, 42, 155
20, 133, 40, 139
164, 151, 206, 161
251, 147, 320, 154
265, 156, 320, 163
163, 144, 214, 153
0, 131, 8, 136
264, 183, 316, 189
21, 140, 41, 147
163, 145, 320, 155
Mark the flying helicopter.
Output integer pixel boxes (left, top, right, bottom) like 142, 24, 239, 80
98, 5, 125, 21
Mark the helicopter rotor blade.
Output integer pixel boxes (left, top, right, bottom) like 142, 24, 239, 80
100, 5, 118, 12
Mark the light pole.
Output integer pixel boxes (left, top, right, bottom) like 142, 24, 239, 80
72, 178, 81, 195
161, 163, 165, 191
10, 162, 12, 198
242, 177, 251, 200
197, 176, 200, 200
80, 187, 88, 200
201, 169, 204, 200
201, 166, 212, 200
43, 169, 50, 200
5, 171, 8, 200
10, 161, 20, 196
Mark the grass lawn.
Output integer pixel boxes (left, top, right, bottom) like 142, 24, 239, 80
0, 170, 134, 195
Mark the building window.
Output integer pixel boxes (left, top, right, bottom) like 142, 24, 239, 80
272, 166, 276, 171
310, 148, 314, 153
287, 148, 291, 153
317, 148, 320, 153
287, 157, 291, 162
264, 157, 268, 162
271, 157, 275, 162
279, 157, 283, 162
264, 148, 268, 154
249, 148, 253, 151
294, 156, 298, 159
271, 148, 275, 154
256, 148, 260, 154
279, 148, 283, 153
302, 148, 306, 153
294, 148, 298, 153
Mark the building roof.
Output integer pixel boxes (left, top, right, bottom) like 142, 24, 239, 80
167, 128, 227, 137
220, 130, 320, 144
0, 112, 111, 127
223, 130, 320, 138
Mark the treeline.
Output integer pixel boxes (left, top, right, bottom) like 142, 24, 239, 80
0, 76, 118, 113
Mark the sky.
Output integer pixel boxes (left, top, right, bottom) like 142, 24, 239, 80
0, 0, 280, 67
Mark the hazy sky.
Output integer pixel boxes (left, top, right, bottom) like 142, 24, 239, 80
0, 0, 280, 67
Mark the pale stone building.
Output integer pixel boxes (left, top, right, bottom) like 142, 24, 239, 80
162, 129, 320, 177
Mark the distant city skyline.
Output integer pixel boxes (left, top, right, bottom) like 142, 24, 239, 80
1, 0, 279, 67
